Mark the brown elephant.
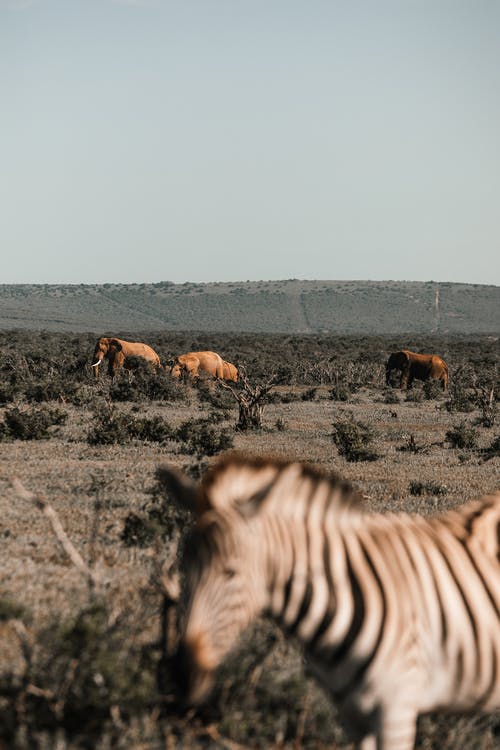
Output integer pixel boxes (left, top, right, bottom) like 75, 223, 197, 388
386, 349, 449, 390
221, 360, 238, 382
171, 351, 225, 380
91, 337, 161, 380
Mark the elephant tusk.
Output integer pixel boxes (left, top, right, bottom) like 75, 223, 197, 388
91, 361, 101, 367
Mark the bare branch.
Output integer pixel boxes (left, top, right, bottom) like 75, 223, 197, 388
217, 378, 240, 399
11, 478, 102, 591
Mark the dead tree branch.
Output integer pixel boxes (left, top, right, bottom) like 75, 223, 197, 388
11, 478, 102, 592
218, 366, 281, 430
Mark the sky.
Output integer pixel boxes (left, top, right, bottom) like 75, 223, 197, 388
1, 0, 499, 285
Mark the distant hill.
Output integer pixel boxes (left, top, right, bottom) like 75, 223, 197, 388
0, 280, 498, 334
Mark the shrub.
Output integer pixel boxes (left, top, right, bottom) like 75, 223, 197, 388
0, 383, 17, 404
87, 407, 135, 445
332, 418, 379, 462
1, 406, 67, 441
129, 415, 172, 443
0, 595, 156, 748
0, 597, 29, 622
122, 467, 192, 547
444, 379, 476, 413
196, 380, 234, 411
87, 406, 172, 446
476, 387, 496, 428
120, 511, 157, 547
109, 362, 186, 403
409, 480, 447, 496
445, 421, 479, 450
382, 388, 400, 404
405, 387, 424, 403
301, 387, 318, 402
24, 378, 75, 404
174, 417, 234, 457
329, 384, 351, 402
423, 380, 444, 400
483, 434, 500, 460
398, 434, 427, 454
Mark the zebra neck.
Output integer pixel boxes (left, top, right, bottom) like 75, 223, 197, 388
267, 518, 377, 669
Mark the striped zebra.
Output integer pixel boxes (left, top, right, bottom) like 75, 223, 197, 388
161, 455, 500, 750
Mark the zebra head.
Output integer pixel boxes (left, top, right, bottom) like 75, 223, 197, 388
159, 457, 284, 705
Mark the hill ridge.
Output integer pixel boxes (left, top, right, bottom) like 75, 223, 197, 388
0, 280, 498, 334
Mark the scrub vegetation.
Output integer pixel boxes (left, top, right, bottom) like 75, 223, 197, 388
0, 330, 498, 749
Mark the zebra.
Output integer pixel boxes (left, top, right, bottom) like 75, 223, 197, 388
160, 454, 500, 750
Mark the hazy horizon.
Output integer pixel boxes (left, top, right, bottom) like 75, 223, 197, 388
2, 1, 499, 286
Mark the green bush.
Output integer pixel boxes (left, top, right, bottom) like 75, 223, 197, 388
332, 418, 379, 462
0, 602, 155, 747
129, 415, 172, 443
24, 378, 76, 404
121, 467, 192, 547
87, 407, 135, 445
0, 406, 67, 441
174, 417, 234, 458
109, 361, 186, 403
87, 406, 172, 446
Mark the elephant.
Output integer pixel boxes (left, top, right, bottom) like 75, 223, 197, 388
170, 351, 225, 380
221, 360, 238, 382
386, 349, 449, 390
91, 337, 161, 380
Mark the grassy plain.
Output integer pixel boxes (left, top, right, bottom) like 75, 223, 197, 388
0, 331, 498, 749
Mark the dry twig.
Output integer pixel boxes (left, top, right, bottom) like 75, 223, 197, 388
11, 477, 102, 591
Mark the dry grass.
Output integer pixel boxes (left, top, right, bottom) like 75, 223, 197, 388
0, 332, 498, 749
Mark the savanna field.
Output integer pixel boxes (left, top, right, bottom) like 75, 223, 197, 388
0, 330, 498, 750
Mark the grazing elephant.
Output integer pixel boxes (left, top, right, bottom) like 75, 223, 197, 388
91, 337, 161, 380
171, 351, 225, 380
221, 360, 238, 382
386, 349, 449, 390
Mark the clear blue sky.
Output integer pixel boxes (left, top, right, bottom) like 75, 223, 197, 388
1, 0, 499, 285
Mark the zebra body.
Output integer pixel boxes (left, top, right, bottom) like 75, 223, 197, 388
163, 456, 500, 750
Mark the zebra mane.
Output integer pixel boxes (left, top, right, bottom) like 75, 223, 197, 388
200, 453, 364, 516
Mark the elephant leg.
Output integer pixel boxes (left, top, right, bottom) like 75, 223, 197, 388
400, 365, 411, 390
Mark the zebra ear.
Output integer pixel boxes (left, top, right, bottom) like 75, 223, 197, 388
156, 465, 202, 514
236, 481, 276, 519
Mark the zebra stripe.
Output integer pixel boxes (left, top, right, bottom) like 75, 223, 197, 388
163, 455, 500, 750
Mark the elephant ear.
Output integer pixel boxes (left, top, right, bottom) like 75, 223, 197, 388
110, 338, 123, 352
